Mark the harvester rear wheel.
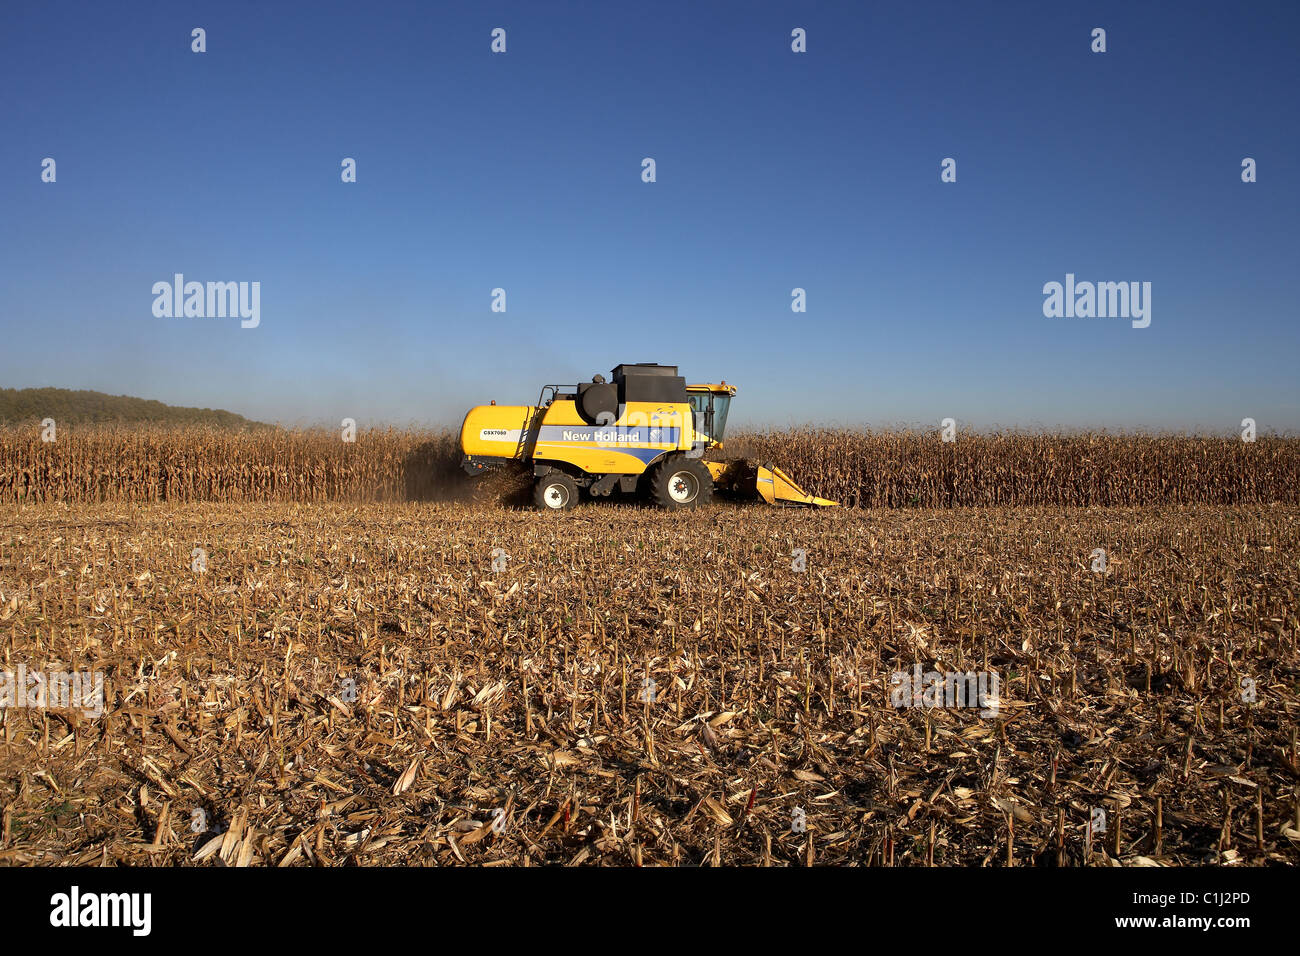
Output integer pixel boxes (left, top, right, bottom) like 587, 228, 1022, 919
649, 456, 713, 510
533, 472, 578, 511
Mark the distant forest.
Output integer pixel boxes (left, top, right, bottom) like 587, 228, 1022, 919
0, 388, 264, 427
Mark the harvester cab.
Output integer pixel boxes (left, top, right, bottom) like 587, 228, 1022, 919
459, 363, 837, 511
685, 384, 733, 447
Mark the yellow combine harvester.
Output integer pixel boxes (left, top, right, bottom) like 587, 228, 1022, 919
460, 363, 837, 511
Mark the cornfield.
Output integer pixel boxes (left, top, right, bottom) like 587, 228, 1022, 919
2, 425, 1297, 507
0, 426, 464, 504
732, 428, 1300, 507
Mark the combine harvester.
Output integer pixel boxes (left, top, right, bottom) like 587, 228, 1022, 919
460, 363, 837, 511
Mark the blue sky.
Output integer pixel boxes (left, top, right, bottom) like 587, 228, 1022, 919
1, 0, 1296, 431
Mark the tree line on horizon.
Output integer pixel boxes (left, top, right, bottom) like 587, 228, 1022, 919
0, 387, 264, 428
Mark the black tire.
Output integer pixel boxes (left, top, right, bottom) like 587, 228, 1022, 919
533, 472, 578, 511
649, 456, 713, 510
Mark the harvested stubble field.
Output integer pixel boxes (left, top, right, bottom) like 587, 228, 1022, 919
0, 499, 1297, 866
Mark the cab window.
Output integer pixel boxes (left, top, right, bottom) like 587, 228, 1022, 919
687, 393, 710, 438
711, 395, 731, 439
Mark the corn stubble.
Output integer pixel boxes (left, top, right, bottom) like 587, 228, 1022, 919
0, 501, 1297, 866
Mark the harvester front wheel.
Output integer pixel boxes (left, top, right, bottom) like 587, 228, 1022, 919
533, 472, 578, 511
649, 457, 713, 510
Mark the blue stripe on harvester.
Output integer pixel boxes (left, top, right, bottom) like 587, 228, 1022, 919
533, 443, 667, 465
536, 425, 682, 444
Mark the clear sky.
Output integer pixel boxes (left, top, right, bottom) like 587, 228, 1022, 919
1, 0, 1296, 432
